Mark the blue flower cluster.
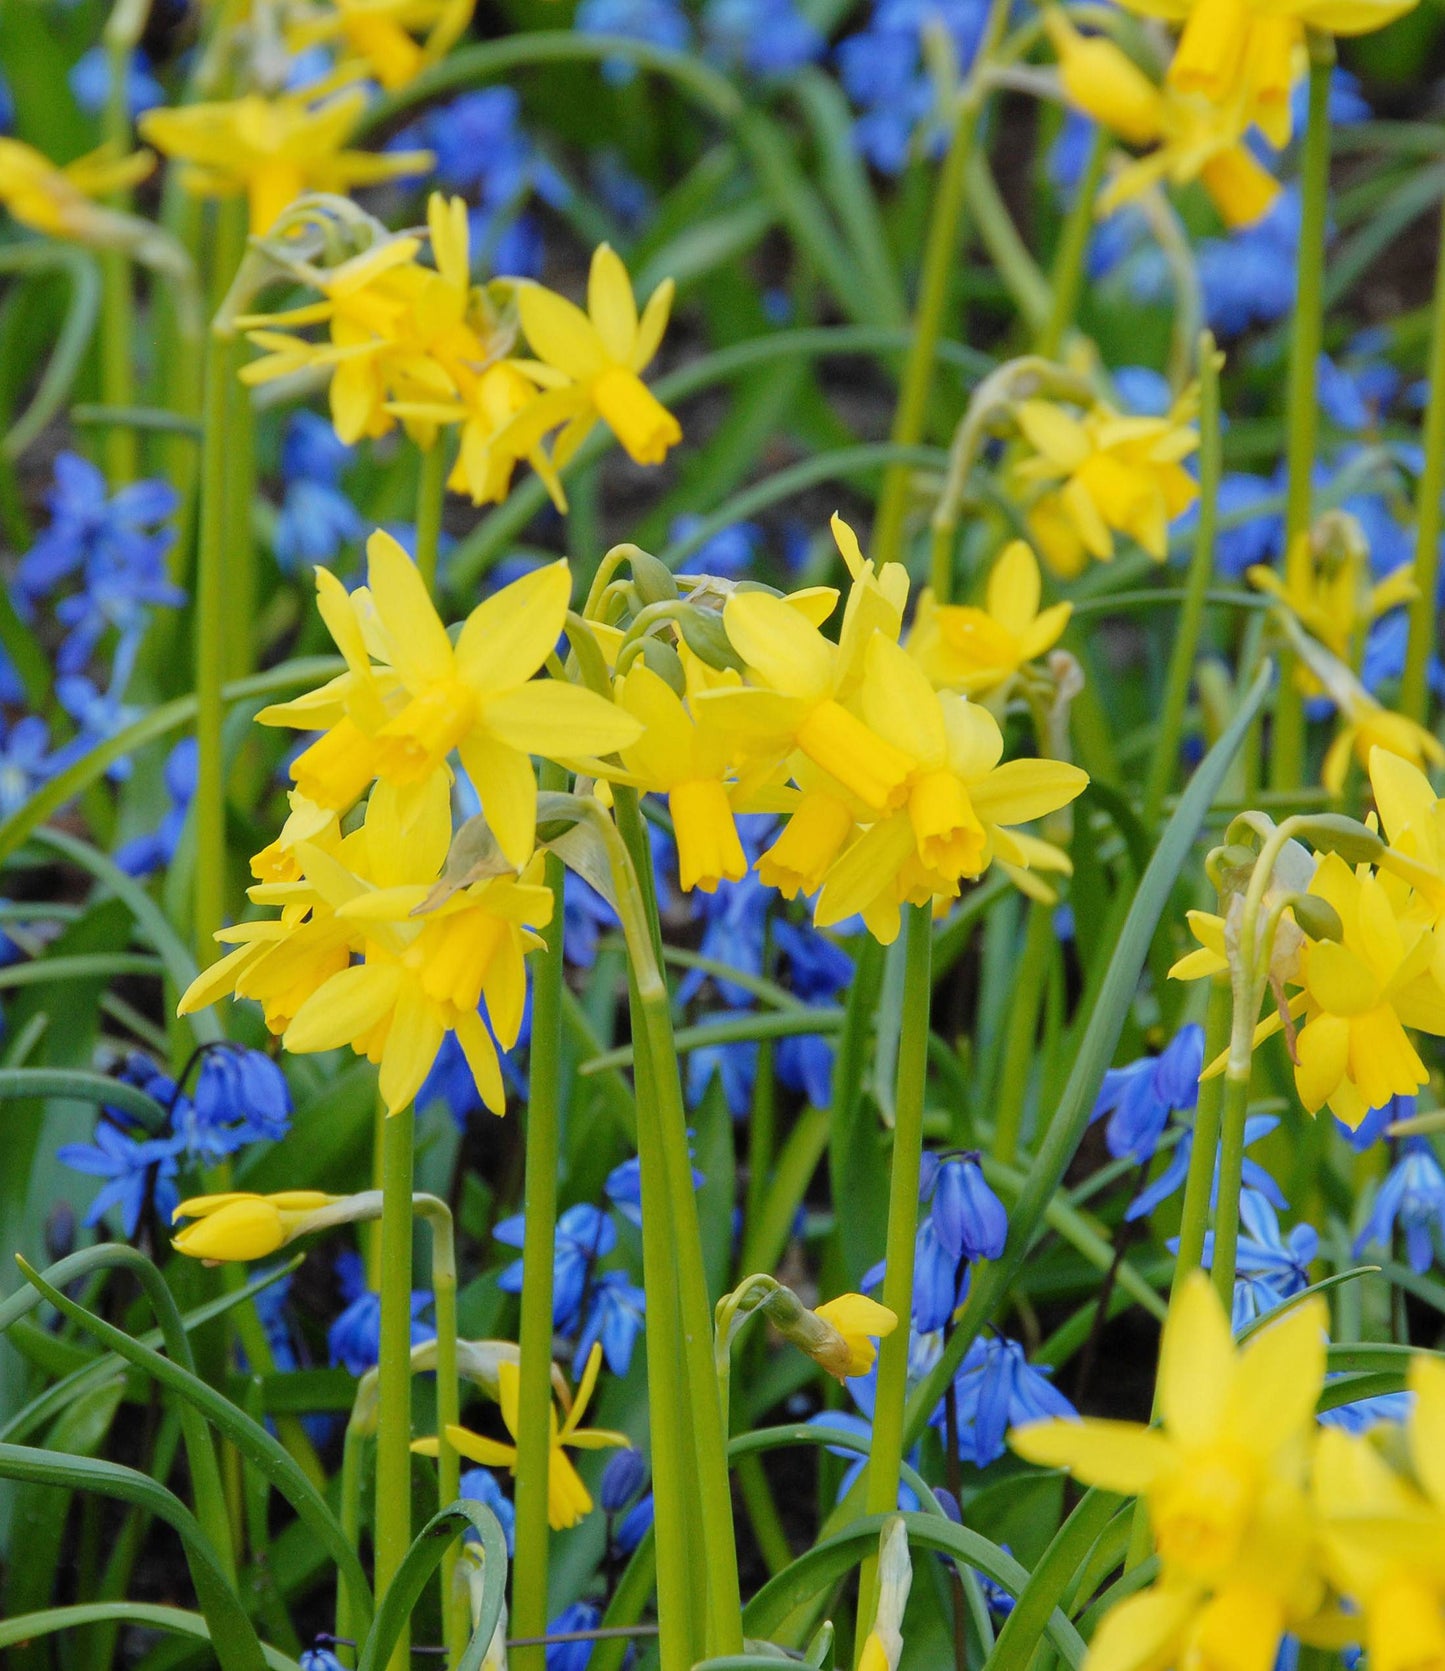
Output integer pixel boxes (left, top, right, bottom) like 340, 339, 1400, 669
392, 90, 570, 278
114, 737, 199, 878
574, 0, 822, 83
273, 413, 365, 573
1188, 1187, 1317, 1332
57, 1045, 292, 1238
1356, 1136, 1445, 1276
328, 1247, 436, 1376
492, 1150, 698, 1380
1091, 1025, 1204, 1167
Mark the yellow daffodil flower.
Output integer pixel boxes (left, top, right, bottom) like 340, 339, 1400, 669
907, 540, 1073, 696
1012, 1274, 1327, 1613
260, 531, 642, 864
415, 1343, 628, 1530
0, 138, 155, 246
1248, 524, 1415, 698
171, 1190, 342, 1261
612, 663, 748, 893
1012, 394, 1199, 578
1366, 748, 1445, 920
811, 1293, 898, 1379
140, 89, 433, 234
1316, 1356, 1445, 1671
271, 775, 554, 1113
812, 638, 1088, 942
1046, 11, 1283, 228
285, 0, 475, 89
755, 769, 864, 900
1287, 853, 1445, 1128
501, 244, 682, 469
1322, 687, 1445, 799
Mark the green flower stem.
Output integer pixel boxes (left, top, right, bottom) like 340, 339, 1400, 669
872, 0, 1010, 570
991, 900, 1056, 1167
512, 829, 566, 1671
1271, 41, 1335, 792
424, 1204, 463, 1670
415, 441, 449, 593
192, 322, 233, 963
607, 789, 742, 1661
1036, 128, 1108, 361
1143, 332, 1221, 827
856, 902, 932, 1642
1170, 975, 1230, 1289
1210, 1066, 1253, 1314
375, 1105, 416, 1671
337, 1417, 365, 1667
1401, 197, 1445, 721
99, 2, 146, 486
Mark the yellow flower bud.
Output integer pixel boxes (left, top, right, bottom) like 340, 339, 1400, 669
172, 1191, 341, 1263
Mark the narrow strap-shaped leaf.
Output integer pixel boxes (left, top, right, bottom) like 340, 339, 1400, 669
0, 1603, 300, 1670
358, 1501, 508, 1671
14, 1256, 373, 1632
0, 1066, 168, 1127
0, 1443, 264, 1671
4, 1245, 236, 1583
983, 1488, 1121, 1668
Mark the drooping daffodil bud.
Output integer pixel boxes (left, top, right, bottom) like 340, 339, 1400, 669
171, 1190, 347, 1262
715, 1273, 898, 1384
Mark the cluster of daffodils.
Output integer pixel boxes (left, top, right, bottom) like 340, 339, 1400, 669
1046, 0, 1417, 228
180, 517, 1088, 1112
239, 196, 680, 507
1173, 749, 1445, 1129
1014, 1272, 1445, 1671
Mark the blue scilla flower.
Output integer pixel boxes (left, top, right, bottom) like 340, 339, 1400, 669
678, 868, 771, 1006
69, 45, 164, 117
1355, 1138, 1445, 1275
0, 68, 12, 132
0, 715, 53, 817
939, 1335, 1077, 1469
54, 669, 146, 783
574, 1268, 647, 1378
809, 1353, 923, 1508
574, 0, 692, 82
116, 737, 199, 878
687, 1020, 757, 1117
56, 1122, 179, 1237
669, 515, 763, 579
418, 996, 530, 1125
329, 1249, 435, 1375
604, 1148, 703, 1230
702, 0, 824, 76
1195, 189, 1301, 337
1336, 1095, 1410, 1153
615, 1489, 654, 1554
283, 411, 353, 485
274, 479, 364, 572
1048, 110, 1095, 196
591, 149, 655, 235
600, 1447, 648, 1513
909, 1215, 969, 1333
495, 1203, 617, 1333
774, 919, 852, 1107
194, 1045, 293, 1144
1091, 1026, 1203, 1165
931, 1154, 1007, 1263
1113, 367, 1172, 420
1191, 1189, 1316, 1332
300, 1649, 345, 1671
546, 1604, 602, 1671
1128, 1114, 1285, 1223
105, 1050, 179, 1130
837, 0, 992, 174
1317, 1378, 1412, 1434
460, 1466, 516, 1555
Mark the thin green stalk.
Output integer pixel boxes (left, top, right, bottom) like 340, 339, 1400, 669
610, 790, 742, 1661
100, 30, 138, 486
427, 1206, 463, 1669
991, 901, 1054, 1167
192, 325, 232, 963
1271, 41, 1335, 791
1036, 129, 1108, 360
1211, 1068, 1252, 1313
872, 0, 1009, 568
512, 836, 565, 1671
224, 359, 257, 682
415, 441, 449, 592
856, 903, 932, 1641
337, 1419, 366, 1667
1170, 976, 1230, 1289
1143, 333, 1222, 827
375, 1105, 416, 1671
1401, 197, 1445, 720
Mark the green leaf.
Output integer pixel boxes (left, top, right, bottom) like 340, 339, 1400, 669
900, 662, 1276, 1447
982, 1489, 1120, 1668
0, 245, 101, 463
357, 1501, 508, 1671
0, 1443, 265, 1671
0, 1067, 167, 1128
0, 1604, 300, 1670
12, 1256, 372, 1633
